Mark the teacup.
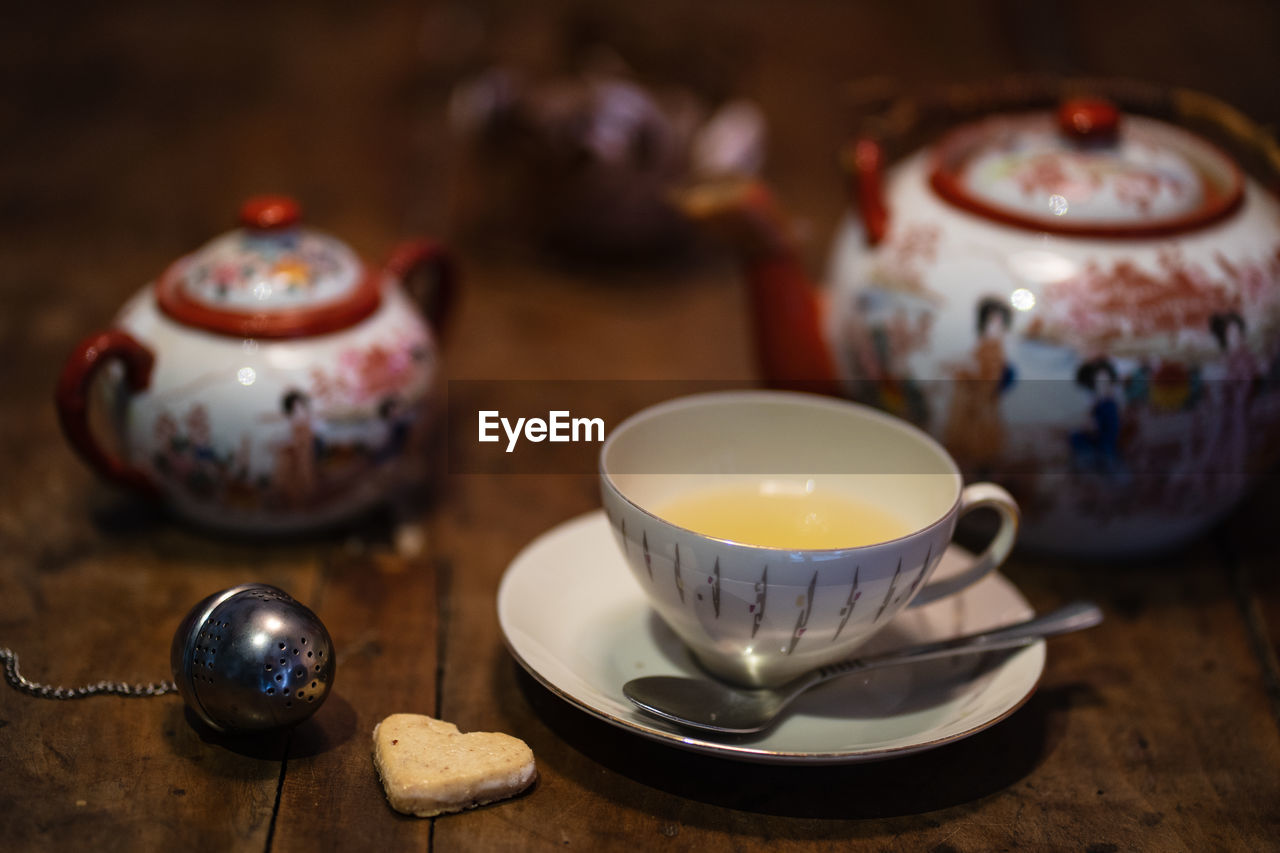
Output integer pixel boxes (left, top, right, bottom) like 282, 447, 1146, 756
599, 391, 1019, 687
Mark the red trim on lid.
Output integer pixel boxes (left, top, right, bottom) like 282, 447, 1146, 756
155, 258, 383, 338
239, 196, 302, 230
928, 114, 1245, 239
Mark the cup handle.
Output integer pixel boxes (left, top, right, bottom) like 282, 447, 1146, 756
385, 238, 458, 338
909, 482, 1019, 608
54, 329, 159, 496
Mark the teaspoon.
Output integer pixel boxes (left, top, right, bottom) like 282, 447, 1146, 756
623, 601, 1102, 734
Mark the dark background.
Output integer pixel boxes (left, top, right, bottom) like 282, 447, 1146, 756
2, 2, 1279, 851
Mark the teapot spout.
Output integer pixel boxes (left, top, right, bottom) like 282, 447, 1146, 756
676, 179, 838, 392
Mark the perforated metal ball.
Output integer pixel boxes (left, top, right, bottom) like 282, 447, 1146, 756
170, 584, 335, 734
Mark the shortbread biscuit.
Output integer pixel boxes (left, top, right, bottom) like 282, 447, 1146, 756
373, 713, 536, 817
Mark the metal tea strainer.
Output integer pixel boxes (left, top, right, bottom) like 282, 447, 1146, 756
1, 583, 335, 735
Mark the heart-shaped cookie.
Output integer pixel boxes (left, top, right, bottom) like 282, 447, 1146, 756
373, 713, 536, 817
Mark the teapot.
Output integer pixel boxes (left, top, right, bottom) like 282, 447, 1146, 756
55, 196, 455, 534
683, 87, 1280, 556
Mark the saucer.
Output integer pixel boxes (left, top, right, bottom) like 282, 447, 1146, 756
497, 511, 1044, 764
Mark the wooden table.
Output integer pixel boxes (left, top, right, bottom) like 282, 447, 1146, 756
3, 2, 1279, 849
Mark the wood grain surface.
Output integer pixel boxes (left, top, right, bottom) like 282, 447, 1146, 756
2, 1, 1279, 851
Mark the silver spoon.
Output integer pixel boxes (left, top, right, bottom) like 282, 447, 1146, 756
623, 600, 1102, 734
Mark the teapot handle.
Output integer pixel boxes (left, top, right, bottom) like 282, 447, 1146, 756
843, 138, 888, 246
386, 239, 458, 337
54, 330, 159, 496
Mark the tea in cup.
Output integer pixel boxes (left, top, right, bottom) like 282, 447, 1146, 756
599, 391, 1019, 688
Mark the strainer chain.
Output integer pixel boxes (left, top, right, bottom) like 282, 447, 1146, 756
1, 647, 177, 699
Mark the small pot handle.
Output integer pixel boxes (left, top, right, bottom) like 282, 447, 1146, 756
909, 482, 1020, 608
385, 239, 458, 337
844, 138, 889, 246
54, 329, 158, 496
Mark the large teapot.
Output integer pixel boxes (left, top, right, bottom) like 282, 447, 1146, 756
56, 196, 455, 534
685, 87, 1280, 556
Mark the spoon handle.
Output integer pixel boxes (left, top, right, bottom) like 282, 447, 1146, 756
806, 601, 1102, 688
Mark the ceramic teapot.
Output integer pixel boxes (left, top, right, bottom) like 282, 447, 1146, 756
683, 93, 1280, 556
55, 196, 455, 534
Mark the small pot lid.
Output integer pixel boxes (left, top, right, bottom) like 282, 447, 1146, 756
929, 98, 1244, 238
155, 196, 382, 338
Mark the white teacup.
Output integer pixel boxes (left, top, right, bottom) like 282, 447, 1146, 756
599, 391, 1019, 687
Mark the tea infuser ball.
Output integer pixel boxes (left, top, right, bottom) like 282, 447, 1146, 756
170, 583, 335, 734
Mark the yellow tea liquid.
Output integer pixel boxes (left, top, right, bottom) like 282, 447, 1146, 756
656, 482, 910, 549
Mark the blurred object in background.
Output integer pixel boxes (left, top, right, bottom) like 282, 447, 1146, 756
448, 54, 765, 263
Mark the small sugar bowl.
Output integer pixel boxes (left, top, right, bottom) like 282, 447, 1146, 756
55, 196, 455, 533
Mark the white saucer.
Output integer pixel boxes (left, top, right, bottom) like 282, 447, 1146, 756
497, 511, 1044, 765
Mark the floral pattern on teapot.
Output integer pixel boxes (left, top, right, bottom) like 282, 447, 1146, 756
835, 221, 1280, 551
146, 332, 434, 514
180, 228, 358, 309
959, 117, 1205, 224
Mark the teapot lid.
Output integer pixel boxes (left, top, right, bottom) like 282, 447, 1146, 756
929, 98, 1243, 238
155, 196, 382, 338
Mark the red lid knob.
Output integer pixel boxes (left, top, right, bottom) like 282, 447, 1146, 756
1058, 97, 1120, 144
239, 195, 301, 230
